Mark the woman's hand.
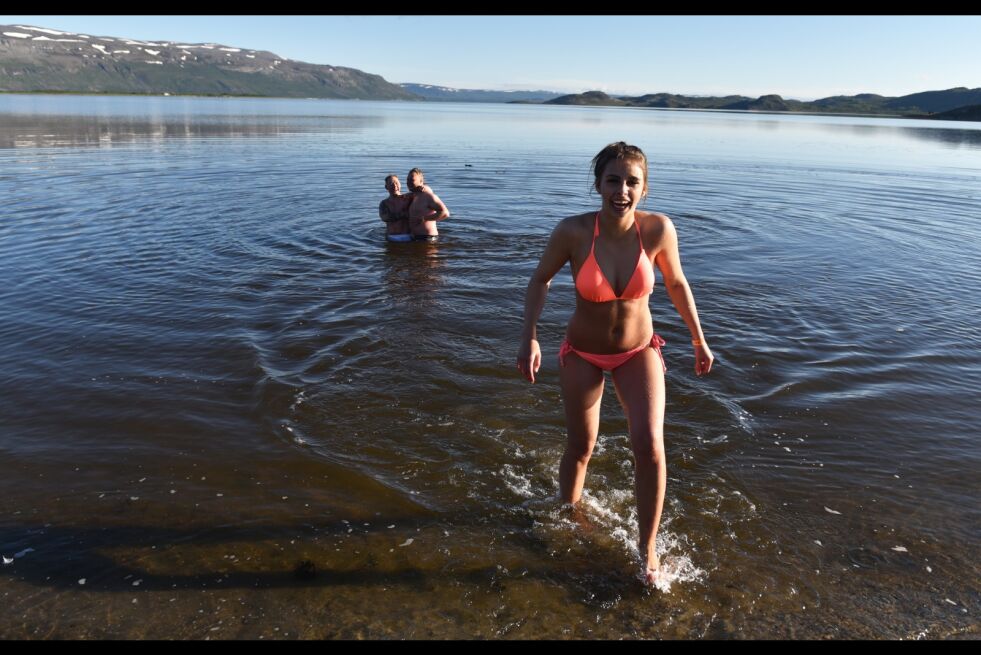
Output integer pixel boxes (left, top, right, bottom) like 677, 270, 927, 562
694, 342, 714, 376
517, 339, 542, 383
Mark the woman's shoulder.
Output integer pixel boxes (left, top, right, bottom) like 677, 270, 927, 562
634, 212, 675, 254
560, 211, 596, 228
637, 210, 671, 226
553, 212, 594, 236
540, 213, 592, 256
636, 211, 675, 249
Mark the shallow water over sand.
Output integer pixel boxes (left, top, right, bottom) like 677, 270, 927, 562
1, 95, 979, 638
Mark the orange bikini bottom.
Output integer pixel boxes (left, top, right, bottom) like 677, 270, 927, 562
559, 333, 666, 372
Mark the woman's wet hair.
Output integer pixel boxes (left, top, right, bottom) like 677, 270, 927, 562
591, 141, 648, 192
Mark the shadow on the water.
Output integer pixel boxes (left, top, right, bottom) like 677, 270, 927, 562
0, 515, 641, 604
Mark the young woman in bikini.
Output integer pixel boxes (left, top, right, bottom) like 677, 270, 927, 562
516, 141, 714, 585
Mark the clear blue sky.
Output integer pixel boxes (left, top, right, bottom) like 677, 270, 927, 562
3, 15, 979, 100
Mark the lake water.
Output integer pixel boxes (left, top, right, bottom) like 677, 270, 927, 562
1, 94, 979, 639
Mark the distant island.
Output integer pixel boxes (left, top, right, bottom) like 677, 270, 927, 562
399, 83, 559, 104
910, 104, 981, 121
3, 24, 980, 121
545, 89, 981, 121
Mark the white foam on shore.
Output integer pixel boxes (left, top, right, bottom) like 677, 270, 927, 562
500, 464, 536, 498
607, 501, 701, 593
579, 487, 633, 532
640, 548, 703, 594
545, 487, 704, 593
506, 431, 706, 593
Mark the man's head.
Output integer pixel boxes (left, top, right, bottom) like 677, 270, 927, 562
407, 168, 424, 192
384, 174, 401, 195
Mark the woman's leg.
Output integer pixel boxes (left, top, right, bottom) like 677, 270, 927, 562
611, 347, 666, 583
558, 351, 605, 504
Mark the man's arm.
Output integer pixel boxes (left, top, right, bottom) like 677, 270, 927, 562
424, 191, 449, 221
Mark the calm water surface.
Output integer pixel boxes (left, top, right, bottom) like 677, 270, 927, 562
1, 95, 979, 639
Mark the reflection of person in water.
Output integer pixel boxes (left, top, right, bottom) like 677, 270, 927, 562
379, 174, 413, 242
406, 168, 450, 242
516, 141, 714, 587
380, 236, 445, 329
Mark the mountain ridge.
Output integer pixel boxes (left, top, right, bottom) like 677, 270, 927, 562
0, 24, 417, 100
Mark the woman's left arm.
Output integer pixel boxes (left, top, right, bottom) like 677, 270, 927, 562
652, 215, 715, 376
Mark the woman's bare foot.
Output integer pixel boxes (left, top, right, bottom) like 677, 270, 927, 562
640, 547, 660, 586
559, 501, 595, 534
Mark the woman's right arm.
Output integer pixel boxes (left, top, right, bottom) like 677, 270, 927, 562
518, 220, 574, 383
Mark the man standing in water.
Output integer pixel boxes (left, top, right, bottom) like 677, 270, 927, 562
379, 174, 413, 242
406, 168, 450, 242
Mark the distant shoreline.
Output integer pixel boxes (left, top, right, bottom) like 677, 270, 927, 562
1, 91, 976, 123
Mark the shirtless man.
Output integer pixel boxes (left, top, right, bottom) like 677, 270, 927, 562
379, 174, 413, 242
406, 168, 450, 242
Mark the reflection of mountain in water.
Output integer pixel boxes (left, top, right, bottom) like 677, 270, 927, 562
895, 125, 981, 149
0, 113, 383, 148
798, 119, 981, 151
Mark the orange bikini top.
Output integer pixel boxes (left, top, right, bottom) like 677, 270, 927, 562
575, 213, 655, 303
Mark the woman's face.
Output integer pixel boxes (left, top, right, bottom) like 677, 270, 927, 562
597, 158, 647, 216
